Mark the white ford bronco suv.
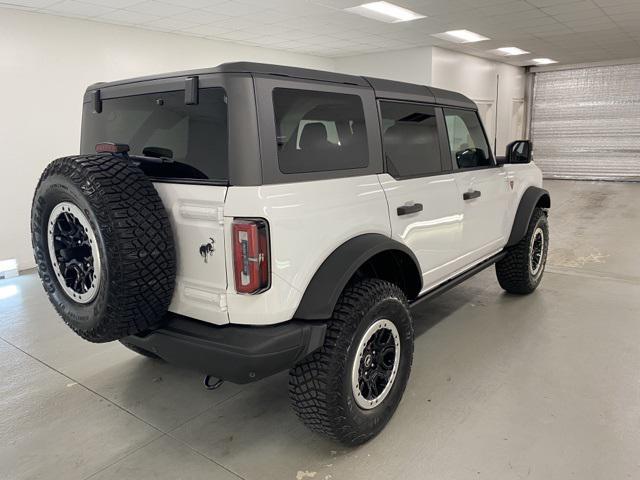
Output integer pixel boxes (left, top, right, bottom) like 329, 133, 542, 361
31, 62, 550, 445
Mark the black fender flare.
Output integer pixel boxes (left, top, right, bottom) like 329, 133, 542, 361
506, 186, 551, 247
294, 234, 422, 320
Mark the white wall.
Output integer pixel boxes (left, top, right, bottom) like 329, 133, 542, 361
334, 47, 432, 85
430, 47, 526, 156
336, 45, 526, 158
0, 9, 333, 270
0, 9, 526, 271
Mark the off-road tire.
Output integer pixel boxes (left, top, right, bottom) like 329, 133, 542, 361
496, 207, 549, 294
289, 279, 414, 446
119, 340, 162, 360
31, 154, 176, 343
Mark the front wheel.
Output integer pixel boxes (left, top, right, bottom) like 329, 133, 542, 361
289, 279, 414, 446
496, 207, 549, 294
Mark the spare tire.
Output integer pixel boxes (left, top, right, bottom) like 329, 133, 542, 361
31, 154, 176, 342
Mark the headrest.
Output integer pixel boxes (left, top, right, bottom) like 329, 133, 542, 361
384, 123, 434, 147
300, 122, 328, 150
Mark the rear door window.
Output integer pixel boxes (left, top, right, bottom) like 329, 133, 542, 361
81, 88, 228, 182
380, 101, 443, 178
443, 108, 492, 169
272, 88, 368, 174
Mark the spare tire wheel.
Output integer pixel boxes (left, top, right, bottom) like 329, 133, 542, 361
31, 154, 176, 343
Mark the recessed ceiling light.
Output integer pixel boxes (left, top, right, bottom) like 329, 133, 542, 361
495, 47, 530, 56
345, 1, 426, 23
432, 29, 490, 43
532, 58, 558, 65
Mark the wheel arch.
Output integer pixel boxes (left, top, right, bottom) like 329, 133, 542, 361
506, 186, 550, 247
294, 234, 422, 320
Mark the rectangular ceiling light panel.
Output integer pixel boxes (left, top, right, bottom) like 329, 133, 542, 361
432, 29, 490, 43
346, 1, 426, 23
495, 46, 530, 56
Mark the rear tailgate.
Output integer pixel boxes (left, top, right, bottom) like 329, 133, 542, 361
154, 183, 229, 324
81, 83, 231, 324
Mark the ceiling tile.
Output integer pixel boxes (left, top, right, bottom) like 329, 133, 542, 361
169, 9, 231, 24
1, 0, 637, 64
161, 0, 226, 7
215, 29, 262, 41
601, 3, 640, 15
40, 0, 114, 17
144, 16, 200, 30
124, 0, 190, 16
95, 9, 162, 24
82, 0, 145, 8
204, 1, 263, 16
179, 22, 235, 36
0, 0, 58, 7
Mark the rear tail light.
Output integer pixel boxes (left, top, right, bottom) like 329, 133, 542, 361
232, 219, 270, 294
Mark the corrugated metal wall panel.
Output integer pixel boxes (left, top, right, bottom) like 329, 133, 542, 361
531, 64, 640, 181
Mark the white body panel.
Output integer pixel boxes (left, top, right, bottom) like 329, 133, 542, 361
223, 175, 390, 325
503, 162, 545, 233
379, 173, 464, 289
453, 167, 512, 265
153, 164, 542, 327
155, 163, 542, 327
153, 182, 229, 325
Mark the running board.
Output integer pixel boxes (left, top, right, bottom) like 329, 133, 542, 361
410, 251, 506, 309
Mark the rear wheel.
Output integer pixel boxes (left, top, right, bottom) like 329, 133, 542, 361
496, 207, 549, 294
289, 279, 413, 446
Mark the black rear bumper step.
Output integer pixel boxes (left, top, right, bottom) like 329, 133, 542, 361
123, 315, 326, 384
124, 252, 504, 383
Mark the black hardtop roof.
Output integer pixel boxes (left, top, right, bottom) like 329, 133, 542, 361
87, 61, 476, 109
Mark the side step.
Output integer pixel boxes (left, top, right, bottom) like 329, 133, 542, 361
410, 251, 506, 308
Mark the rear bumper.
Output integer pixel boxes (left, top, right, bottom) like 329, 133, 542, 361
122, 315, 327, 384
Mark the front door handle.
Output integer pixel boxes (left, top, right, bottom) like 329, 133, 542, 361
397, 203, 423, 216
463, 190, 481, 201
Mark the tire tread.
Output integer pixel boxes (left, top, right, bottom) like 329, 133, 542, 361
496, 207, 548, 294
289, 279, 411, 445
31, 154, 176, 342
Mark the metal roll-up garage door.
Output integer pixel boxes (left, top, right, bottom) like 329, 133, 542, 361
531, 64, 640, 181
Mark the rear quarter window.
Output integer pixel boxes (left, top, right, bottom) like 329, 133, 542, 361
272, 88, 369, 174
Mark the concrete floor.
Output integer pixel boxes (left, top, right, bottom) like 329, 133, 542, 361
1, 179, 639, 480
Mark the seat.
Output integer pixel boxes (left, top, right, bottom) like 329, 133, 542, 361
383, 122, 439, 177
299, 122, 331, 151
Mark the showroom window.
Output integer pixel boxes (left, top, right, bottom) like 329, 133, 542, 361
443, 108, 492, 169
272, 88, 369, 174
81, 88, 228, 182
380, 101, 443, 178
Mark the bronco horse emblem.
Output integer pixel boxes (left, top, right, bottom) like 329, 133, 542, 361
199, 237, 215, 263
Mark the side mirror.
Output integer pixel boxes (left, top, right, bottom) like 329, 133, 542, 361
506, 140, 532, 164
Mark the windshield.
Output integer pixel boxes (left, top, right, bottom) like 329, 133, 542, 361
80, 87, 228, 182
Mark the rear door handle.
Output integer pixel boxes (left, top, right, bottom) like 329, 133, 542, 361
463, 190, 481, 201
397, 203, 423, 216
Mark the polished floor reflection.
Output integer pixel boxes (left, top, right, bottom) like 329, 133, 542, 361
1, 179, 639, 480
